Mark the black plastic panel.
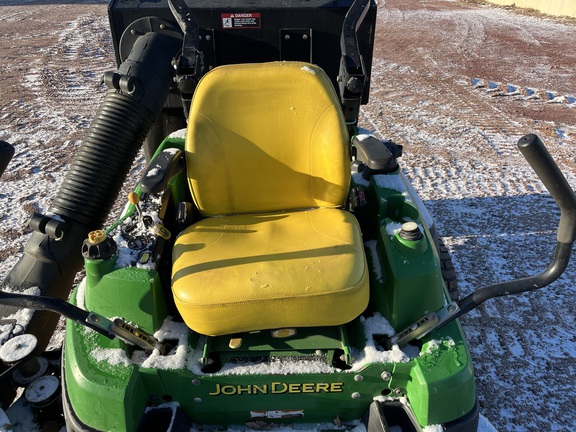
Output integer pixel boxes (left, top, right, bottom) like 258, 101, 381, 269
108, 0, 377, 104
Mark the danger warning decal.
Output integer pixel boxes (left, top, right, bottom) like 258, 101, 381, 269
221, 13, 261, 29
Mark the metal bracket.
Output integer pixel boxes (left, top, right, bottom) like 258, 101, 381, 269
280, 28, 312, 62
168, 0, 204, 116
28, 213, 69, 241
338, 0, 370, 124
87, 313, 166, 354
384, 302, 460, 349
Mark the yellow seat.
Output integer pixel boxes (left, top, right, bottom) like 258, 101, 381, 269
172, 62, 369, 336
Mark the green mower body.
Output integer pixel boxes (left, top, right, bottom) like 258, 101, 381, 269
3, 1, 575, 432
62, 134, 478, 431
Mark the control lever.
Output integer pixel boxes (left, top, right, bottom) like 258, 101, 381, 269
0, 291, 166, 353
385, 134, 576, 348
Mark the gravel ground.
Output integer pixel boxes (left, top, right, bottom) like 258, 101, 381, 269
362, 1, 576, 430
0, 0, 575, 430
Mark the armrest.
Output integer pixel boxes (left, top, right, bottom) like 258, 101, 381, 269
352, 135, 402, 179
140, 148, 183, 194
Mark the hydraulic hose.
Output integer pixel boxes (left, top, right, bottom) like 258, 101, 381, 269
1, 31, 182, 350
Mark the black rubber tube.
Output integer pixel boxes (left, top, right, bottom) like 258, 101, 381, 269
1, 32, 182, 351
48, 92, 154, 227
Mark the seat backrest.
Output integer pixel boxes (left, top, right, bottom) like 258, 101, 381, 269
185, 62, 350, 216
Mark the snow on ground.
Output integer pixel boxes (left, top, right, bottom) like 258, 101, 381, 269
361, 1, 576, 431
0, 0, 575, 431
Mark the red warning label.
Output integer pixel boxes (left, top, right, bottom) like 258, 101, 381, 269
221, 13, 261, 29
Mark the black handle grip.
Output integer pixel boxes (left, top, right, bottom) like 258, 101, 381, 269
0, 291, 114, 339
0, 141, 15, 178
517, 134, 576, 244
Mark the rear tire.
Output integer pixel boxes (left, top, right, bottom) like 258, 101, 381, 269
438, 238, 459, 301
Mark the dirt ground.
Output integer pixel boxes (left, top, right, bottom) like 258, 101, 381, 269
0, 0, 575, 430
362, 1, 576, 431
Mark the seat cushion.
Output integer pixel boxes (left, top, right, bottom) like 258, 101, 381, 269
185, 62, 350, 216
172, 208, 369, 336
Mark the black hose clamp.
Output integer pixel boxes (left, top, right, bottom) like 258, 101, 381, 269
28, 213, 69, 241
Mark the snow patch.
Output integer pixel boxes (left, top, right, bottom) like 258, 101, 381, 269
362, 311, 396, 337
350, 313, 409, 371
216, 357, 336, 376
364, 240, 384, 283
0, 287, 41, 346
168, 129, 187, 139
373, 395, 408, 405
146, 165, 161, 178
300, 65, 316, 75
385, 221, 404, 238
91, 347, 131, 367
422, 425, 443, 432
373, 174, 409, 197
75, 278, 87, 311
423, 337, 456, 355
187, 313, 406, 376
85, 317, 190, 371
137, 317, 190, 370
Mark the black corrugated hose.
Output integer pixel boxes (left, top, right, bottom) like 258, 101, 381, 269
49, 92, 155, 227
1, 32, 182, 350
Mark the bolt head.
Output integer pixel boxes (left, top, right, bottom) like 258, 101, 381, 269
381, 371, 391, 381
